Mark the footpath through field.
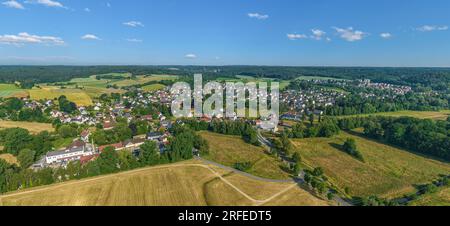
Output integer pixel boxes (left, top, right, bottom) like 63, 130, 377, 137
0, 161, 299, 206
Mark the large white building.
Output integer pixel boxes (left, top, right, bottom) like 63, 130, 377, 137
45, 141, 94, 164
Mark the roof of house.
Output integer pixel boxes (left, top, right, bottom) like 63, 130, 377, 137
46, 146, 85, 158
103, 122, 115, 129
124, 138, 146, 146
147, 132, 163, 137
80, 155, 97, 165
80, 130, 90, 137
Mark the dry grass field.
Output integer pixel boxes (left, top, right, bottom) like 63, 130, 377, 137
291, 131, 450, 198
29, 87, 93, 106
199, 131, 290, 180
408, 187, 450, 206
0, 153, 19, 165
337, 110, 450, 120
110, 75, 178, 87
142, 84, 166, 92
0, 161, 329, 206
0, 120, 54, 134
82, 86, 125, 98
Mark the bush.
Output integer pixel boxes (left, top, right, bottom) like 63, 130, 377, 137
234, 162, 252, 172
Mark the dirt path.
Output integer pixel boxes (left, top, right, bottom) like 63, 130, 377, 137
0, 162, 298, 206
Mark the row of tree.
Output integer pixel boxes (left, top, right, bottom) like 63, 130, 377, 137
325, 93, 449, 116
335, 116, 450, 161
178, 118, 260, 146
362, 116, 450, 161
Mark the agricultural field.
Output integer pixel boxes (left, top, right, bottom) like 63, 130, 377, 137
0, 153, 18, 166
336, 110, 450, 120
142, 84, 166, 92
199, 131, 290, 180
0, 84, 29, 98
408, 187, 450, 206
0, 120, 54, 134
291, 131, 450, 198
0, 161, 329, 206
69, 75, 112, 88
81, 86, 125, 98
28, 87, 93, 106
110, 75, 178, 87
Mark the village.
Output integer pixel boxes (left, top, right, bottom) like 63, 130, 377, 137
1, 77, 419, 171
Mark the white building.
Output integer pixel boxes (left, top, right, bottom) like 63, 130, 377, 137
45, 141, 94, 164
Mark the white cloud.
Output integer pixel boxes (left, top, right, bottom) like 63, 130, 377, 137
81, 34, 101, 40
25, 0, 66, 9
333, 27, 367, 42
126, 38, 142, 43
416, 25, 448, 32
287, 33, 308, 40
84, 8, 90, 12
248, 13, 269, 20
5, 55, 74, 62
185, 54, 197, 59
0, 32, 64, 46
2, 0, 24, 9
123, 21, 144, 27
311, 29, 326, 40
380, 33, 392, 39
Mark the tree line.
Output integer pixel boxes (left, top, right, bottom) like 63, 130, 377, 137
178, 118, 260, 146
336, 116, 450, 161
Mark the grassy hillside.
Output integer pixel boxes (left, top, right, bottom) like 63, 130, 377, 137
199, 131, 290, 180
0, 161, 328, 206
0, 120, 54, 134
291, 131, 450, 198
0, 153, 19, 166
29, 87, 93, 106
336, 110, 450, 120
142, 84, 166, 92
0, 84, 28, 98
408, 187, 450, 206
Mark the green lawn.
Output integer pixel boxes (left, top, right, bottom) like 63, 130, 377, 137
52, 137, 75, 150
291, 131, 450, 198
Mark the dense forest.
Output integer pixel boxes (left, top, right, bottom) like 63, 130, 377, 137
1, 66, 450, 90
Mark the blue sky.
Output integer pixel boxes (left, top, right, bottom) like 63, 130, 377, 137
1, 0, 450, 66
